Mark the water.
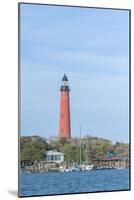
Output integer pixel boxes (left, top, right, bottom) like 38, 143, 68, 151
20, 169, 130, 197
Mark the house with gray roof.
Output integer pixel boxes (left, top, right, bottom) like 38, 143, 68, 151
45, 150, 64, 163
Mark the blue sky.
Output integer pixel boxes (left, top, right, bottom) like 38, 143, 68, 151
20, 4, 129, 143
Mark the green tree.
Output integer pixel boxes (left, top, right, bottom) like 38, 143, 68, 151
20, 136, 48, 162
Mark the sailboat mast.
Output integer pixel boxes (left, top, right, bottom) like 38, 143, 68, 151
80, 125, 82, 164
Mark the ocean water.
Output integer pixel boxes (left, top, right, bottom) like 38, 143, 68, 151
20, 169, 130, 197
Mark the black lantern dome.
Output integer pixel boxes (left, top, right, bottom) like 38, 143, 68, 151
62, 74, 68, 81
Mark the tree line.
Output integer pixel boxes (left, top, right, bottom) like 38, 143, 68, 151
20, 135, 129, 164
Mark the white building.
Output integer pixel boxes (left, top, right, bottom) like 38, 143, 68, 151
45, 150, 64, 163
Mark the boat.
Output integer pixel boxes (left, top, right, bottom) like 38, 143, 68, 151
117, 167, 125, 170
70, 166, 81, 172
85, 164, 94, 171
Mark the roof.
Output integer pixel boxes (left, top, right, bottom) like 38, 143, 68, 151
62, 74, 68, 81
46, 150, 64, 156
102, 157, 120, 161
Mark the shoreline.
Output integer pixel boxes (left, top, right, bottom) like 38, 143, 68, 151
20, 167, 129, 174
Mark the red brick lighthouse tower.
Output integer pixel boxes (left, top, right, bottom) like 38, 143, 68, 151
59, 74, 71, 138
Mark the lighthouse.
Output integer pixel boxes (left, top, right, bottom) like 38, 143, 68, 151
59, 74, 71, 138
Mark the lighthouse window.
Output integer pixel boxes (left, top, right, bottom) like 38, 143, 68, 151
61, 113, 64, 118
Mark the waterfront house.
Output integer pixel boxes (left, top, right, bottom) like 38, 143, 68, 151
45, 150, 64, 163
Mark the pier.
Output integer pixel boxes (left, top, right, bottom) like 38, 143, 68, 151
92, 157, 129, 169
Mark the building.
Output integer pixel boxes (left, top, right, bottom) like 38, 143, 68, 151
45, 150, 64, 163
59, 74, 71, 138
